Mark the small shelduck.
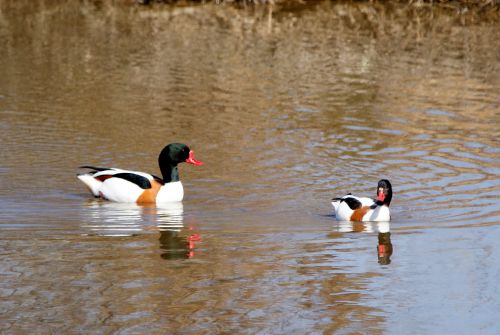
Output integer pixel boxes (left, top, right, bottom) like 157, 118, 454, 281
331, 179, 392, 222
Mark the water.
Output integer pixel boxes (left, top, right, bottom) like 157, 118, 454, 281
1, 1, 499, 333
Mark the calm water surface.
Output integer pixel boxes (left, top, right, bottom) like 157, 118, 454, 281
1, 1, 499, 334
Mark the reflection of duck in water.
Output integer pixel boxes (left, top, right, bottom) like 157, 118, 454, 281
331, 179, 392, 222
82, 201, 146, 236
376, 222, 393, 265
81, 201, 201, 259
336, 221, 393, 265
77, 143, 203, 203
158, 229, 200, 260
156, 203, 201, 260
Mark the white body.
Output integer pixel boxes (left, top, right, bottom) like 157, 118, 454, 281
332, 195, 391, 222
78, 168, 184, 203
156, 182, 184, 203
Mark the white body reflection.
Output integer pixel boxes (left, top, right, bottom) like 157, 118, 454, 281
155, 202, 184, 232
82, 201, 150, 236
335, 221, 390, 234
81, 201, 200, 259
335, 221, 393, 265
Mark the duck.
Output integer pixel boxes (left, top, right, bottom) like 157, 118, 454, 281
77, 143, 203, 203
331, 179, 392, 222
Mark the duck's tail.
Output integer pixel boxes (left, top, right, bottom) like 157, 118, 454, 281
77, 173, 102, 197
331, 197, 341, 212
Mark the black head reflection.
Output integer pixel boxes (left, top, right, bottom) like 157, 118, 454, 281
377, 231, 393, 265
156, 202, 200, 260
159, 229, 200, 260
375, 221, 392, 265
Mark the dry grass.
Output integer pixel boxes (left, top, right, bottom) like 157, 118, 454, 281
133, 0, 500, 23
137, 0, 500, 7
134, 0, 500, 20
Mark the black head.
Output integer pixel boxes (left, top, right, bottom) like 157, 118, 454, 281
376, 179, 392, 206
158, 143, 203, 182
159, 143, 190, 165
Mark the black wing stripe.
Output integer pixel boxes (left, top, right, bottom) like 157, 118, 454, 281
79, 166, 113, 172
113, 173, 152, 189
342, 197, 362, 210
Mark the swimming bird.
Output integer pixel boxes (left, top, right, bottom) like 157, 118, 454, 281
77, 143, 203, 203
331, 179, 392, 222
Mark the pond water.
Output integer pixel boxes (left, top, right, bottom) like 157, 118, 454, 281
1, 1, 499, 334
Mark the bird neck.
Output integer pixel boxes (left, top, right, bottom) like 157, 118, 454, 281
160, 164, 179, 183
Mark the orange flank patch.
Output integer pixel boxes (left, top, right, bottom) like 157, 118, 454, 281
350, 206, 370, 222
136, 179, 162, 203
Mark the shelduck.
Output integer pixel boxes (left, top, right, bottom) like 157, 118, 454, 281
331, 179, 392, 222
78, 143, 203, 203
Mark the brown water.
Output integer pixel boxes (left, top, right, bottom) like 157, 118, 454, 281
1, 1, 499, 334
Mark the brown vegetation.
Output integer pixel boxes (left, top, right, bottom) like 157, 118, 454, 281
136, 0, 500, 11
